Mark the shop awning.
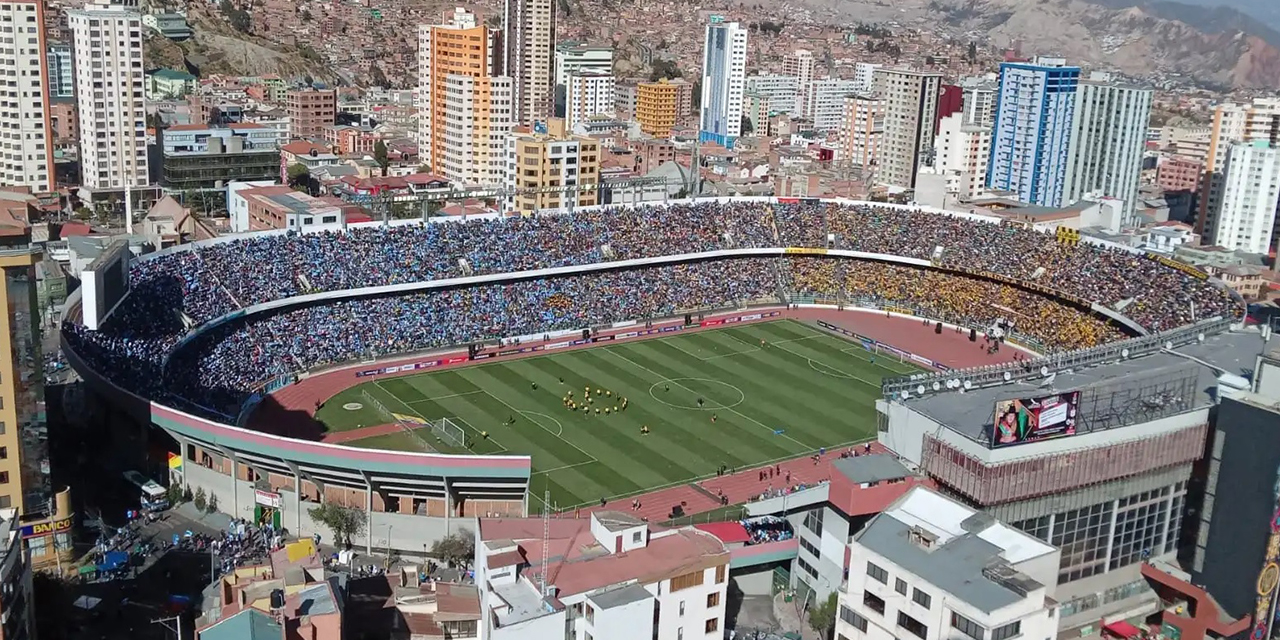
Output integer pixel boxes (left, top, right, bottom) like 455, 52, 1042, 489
1105, 620, 1143, 638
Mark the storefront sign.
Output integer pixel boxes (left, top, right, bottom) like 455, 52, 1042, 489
254, 490, 282, 508
20, 517, 72, 539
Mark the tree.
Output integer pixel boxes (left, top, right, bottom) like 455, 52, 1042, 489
309, 503, 365, 547
287, 163, 311, 192
207, 492, 219, 514
373, 140, 390, 177
193, 487, 207, 512
166, 483, 185, 505
648, 58, 681, 82
741, 115, 754, 135
430, 529, 476, 569
417, 163, 431, 173
967, 40, 978, 64
808, 591, 839, 638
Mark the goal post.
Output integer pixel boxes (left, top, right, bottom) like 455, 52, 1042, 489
431, 417, 466, 449
358, 390, 437, 452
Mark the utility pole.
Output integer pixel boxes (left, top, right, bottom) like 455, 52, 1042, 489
152, 613, 182, 640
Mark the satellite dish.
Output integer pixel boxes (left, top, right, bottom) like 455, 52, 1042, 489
901, 390, 911, 400
1003, 372, 1011, 381
1121, 348, 1130, 358
1198, 333, 1205, 342
1166, 341, 1174, 350
932, 381, 941, 391
963, 380, 972, 390
917, 385, 926, 395
1040, 366, 1050, 376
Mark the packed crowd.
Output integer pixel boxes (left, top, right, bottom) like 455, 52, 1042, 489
742, 515, 794, 545
789, 258, 1126, 351
64, 200, 1242, 421
121, 202, 1238, 332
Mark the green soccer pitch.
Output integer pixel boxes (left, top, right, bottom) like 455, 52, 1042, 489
315, 319, 920, 510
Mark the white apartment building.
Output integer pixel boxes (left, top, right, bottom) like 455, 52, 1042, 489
440, 74, 513, 186
699, 18, 747, 148
505, 0, 555, 125
854, 62, 881, 93
745, 74, 800, 116
959, 76, 998, 128
1062, 74, 1153, 224
1199, 97, 1280, 242
566, 70, 614, 131
785, 49, 815, 114
1212, 141, 1280, 255
836, 487, 1060, 640
475, 512, 730, 640
0, 0, 53, 192
69, 1, 148, 192
554, 43, 612, 88
873, 68, 941, 190
934, 112, 991, 200
836, 94, 882, 170
804, 78, 860, 132
47, 42, 73, 100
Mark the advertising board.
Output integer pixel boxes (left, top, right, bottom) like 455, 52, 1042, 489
992, 391, 1081, 447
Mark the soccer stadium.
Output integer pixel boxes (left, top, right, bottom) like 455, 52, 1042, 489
61, 197, 1246, 560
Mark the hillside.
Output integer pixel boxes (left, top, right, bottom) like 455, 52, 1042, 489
144, 6, 336, 83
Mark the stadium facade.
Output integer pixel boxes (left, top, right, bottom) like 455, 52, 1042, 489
61, 196, 1250, 571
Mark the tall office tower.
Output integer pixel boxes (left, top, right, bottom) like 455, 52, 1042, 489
784, 49, 815, 113
418, 8, 511, 185
1197, 98, 1280, 241
745, 74, 799, 116
853, 62, 881, 93
803, 78, 860, 132
69, 1, 147, 193
836, 93, 883, 172
1062, 73, 1153, 222
46, 42, 73, 100
986, 57, 1080, 207
959, 76, 998, 128
699, 18, 748, 148
1212, 141, 1280, 254
565, 70, 614, 131
504, 0, 554, 126
934, 112, 991, 200
0, 0, 53, 192
873, 68, 941, 190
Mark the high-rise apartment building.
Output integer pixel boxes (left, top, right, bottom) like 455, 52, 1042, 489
554, 42, 611, 88
0, 0, 53, 192
934, 112, 991, 200
986, 57, 1080, 207
745, 92, 770, 136
699, 18, 747, 148
1212, 141, 1280, 255
285, 88, 336, 140
69, 1, 148, 192
565, 70, 613, 131
873, 68, 941, 190
836, 93, 882, 172
669, 77, 694, 118
804, 78, 859, 132
745, 74, 799, 116
784, 49, 815, 114
959, 76, 998, 128
1062, 74, 1152, 222
418, 8, 512, 185
1197, 98, 1280, 241
504, 119, 599, 213
504, 0, 554, 126
637, 80, 678, 139
47, 42, 73, 100
853, 62, 881, 93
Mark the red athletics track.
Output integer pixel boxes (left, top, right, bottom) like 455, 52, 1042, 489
251, 306, 1022, 442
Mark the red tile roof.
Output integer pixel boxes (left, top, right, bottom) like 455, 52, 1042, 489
693, 522, 750, 545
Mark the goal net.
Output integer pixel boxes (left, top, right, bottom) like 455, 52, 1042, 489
359, 390, 436, 452
431, 417, 466, 449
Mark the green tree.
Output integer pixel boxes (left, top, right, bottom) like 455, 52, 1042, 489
430, 529, 476, 569
207, 492, 219, 514
193, 487, 207, 512
741, 115, 754, 135
648, 58, 681, 82
808, 591, 839, 638
287, 163, 311, 192
166, 483, 185, 505
417, 163, 431, 173
373, 140, 390, 177
308, 503, 366, 547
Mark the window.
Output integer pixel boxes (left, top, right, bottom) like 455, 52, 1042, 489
895, 578, 907, 595
715, 564, 726, 584
0, 447, 7, 460
707, 593, 720, 608
670, 570, 703, 592
912, 588, 932, 609
632, 531, 642, 543
677, 628, 683, 640
952, 612, 984, 640
0, 472, 8, 484
804, 508, 825, 533
866, 562, 888, 584
992, 621, 1021, 640
585, 604, 594, 624
801, 537, 820, 557
706, 618, 719, 633
863, 592, 885, 615
679, 600, 685, 616
840, 606, 868, 631
897, 612, 928, 639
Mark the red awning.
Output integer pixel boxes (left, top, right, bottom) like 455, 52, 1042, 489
1104, 620, 1143, 638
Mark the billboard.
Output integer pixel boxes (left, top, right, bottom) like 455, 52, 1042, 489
991, 391, 1080, 447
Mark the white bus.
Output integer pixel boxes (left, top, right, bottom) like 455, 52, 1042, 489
123, 471, 169, 511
